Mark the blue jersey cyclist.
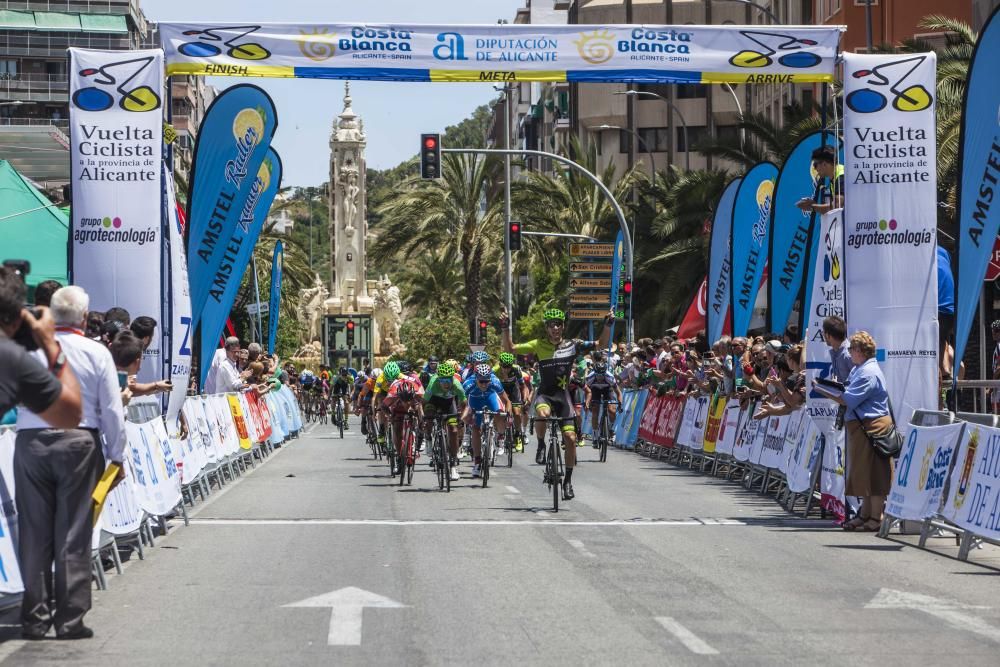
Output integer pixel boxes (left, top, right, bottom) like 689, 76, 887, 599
584, 360, 623, 447
501, 307, 614, 501
461, 363, 511, 480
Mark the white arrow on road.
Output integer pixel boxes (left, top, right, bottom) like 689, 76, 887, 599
866, 588, 1000, 644
283, 587, 408, 646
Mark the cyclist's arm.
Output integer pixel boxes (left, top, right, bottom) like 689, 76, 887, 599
597, 311, 614, 349
614, 383, 623, 403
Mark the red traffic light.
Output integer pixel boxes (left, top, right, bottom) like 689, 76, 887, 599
346, 320, 355, 330
424, 136, 438, 150
622, 280, 633, 295
510, 222, 520, 233
478, 319, 488, 330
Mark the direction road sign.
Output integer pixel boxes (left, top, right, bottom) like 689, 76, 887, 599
569, 277, 612, 289
569, 308, 624, 321
570, 292, 623, 305
245, 302, 270, 316
569, 243, 615, 258
569, 261, 612, 273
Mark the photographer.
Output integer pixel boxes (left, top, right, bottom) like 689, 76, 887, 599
0, 266, 81, 428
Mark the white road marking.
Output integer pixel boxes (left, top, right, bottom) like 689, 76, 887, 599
566, 538, 597, 558
283, 587, 407, 646
0, 640, 26, 664
655, 617, 719, 655
189, 518, 746, 527
866, 588, 1000, 644
505, 485, 520, 494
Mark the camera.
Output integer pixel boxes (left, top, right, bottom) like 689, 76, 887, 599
13, 307, 42, 351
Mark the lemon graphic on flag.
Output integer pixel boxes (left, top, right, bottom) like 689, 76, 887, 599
233, 106, 266, 141
256, 157, 273, 192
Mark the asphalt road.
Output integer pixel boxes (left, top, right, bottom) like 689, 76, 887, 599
2, 421, 1000, 666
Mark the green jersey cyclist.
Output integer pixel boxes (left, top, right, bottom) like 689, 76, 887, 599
500, 307, 614, 500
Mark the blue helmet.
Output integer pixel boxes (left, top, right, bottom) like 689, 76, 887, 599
474, 363, 492, 380
472, 350, 490, 363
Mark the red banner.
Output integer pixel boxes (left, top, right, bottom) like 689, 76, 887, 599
637, 392, 685, 449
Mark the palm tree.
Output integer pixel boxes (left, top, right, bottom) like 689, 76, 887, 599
633, 167, 730, 331
695, 100, 823, 171
371, 152, 504, 337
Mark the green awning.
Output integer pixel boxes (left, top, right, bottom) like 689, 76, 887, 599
32, 11, 82, 31
0, 160, 69, 289
80, 14, 127, 33
0, 10, 34, 29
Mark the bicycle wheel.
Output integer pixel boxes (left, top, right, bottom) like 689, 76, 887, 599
599, 410, 609, 463
337, 401, 345, 439
435, 430, 446, 491
506, 426, 514, 468
549, 433, 559, 512
481, 426, 491, 489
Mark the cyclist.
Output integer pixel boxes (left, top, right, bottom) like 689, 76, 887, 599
494, 352, 527, 453
419, 355, 440, 389
501, 307, 614, 501
584, 359, 622, 448
331, 367, 352, 425
352, 370, 369, 433
371, 364, 396, 452
319, 365, 332, 385
382, 363, 424, 476
422, 362, 465, 482
461, 363, 511, 479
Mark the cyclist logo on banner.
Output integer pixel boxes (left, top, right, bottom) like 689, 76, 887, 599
728, 31, 821, 69
846, 55, 933, 113
72, 56, 161, 112
178, 25, 272, 61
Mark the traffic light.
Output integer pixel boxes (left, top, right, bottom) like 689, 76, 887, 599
420, 133, 441, 179
346, 320, 355, 347
508, 220, 521, 252
622, 278, 633, 297
478, 319, 488, 345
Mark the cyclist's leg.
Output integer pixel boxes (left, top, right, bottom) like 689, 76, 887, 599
531, 393, 551, 464
392, 414, 405, 460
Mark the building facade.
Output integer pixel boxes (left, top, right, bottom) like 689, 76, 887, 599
819, 0, 972, 53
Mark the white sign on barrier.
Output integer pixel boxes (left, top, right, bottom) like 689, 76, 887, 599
715, 400, 742, 456
732, 403, 759, 462
886, 423, 965, 521
758, 415, 789, 470
941, 422, 1000, 538
820, 429, 847, 520
100, 460, 144, 536
786, 417, 823, 494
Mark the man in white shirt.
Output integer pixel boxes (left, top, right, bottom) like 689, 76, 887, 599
15, 286, 125, 640
204, 336, 245, 394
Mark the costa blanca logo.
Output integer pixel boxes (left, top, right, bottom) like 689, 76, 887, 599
297, 27, 337, 61
728, 31, 820, 69
72, 56, 160, 113
178, 25, 271, 61
846, 55, 933, 113
575, 30, 616, 64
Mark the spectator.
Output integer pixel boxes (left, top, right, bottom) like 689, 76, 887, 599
104, 306, 130, 328
85, 311, 104, 340
205, 336, 246, 394
129, 315, 157, 349
816, 331, 893, 532
109, 331, 144, 407
0, 266, 81, 430
796, 145, 844, 215
32, 280, 62, 307
124, 316, 170, 397
822, 316, 853, 382
246, 342, 262, 365
937, 245, 956, 381
783, 324, 799, 345
100, 320, 125, 346
15, 285, 124, 640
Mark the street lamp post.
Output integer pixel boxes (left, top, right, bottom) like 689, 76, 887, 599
613, 91, 689, 171
719, 0, 781, 24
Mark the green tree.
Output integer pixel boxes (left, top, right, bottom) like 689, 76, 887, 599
695, 100, 823, 171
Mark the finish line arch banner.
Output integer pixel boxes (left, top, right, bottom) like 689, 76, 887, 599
158, 23, 841, 84
843, 53, 938, 431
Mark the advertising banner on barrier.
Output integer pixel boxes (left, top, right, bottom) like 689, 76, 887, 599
768, 131, 842, 332
887, 422, 965, 521
715, 399, 742, 456
843, 53, 938, 431
758, 415, 789, 470
779, 410, 806, 475
69, 49, 164, 384
689, 395, 710, 451
707, 177, 741, 345
804, 208, 845, 433
675, 396, 698, 448
159, 23, 842, 84
820, 430, 847, 521
125, 420, 182, 517
655, 395, 684, 448
786, 415, 823, 493
227, 394, 253, 449
730, 162, 778, 337
942, 423, 1000, 538
198, 148, 283, 385
187, 84, 277, 329
954, 6, 1000, 373
267, 240, 283, 355
615, 389, 648, 448
165, 167, 192, 430
703, 395, 725, 453
0, 431, 22, 594
99, 467, 143, 536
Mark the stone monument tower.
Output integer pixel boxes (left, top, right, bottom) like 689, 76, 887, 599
325, 82, 373, 316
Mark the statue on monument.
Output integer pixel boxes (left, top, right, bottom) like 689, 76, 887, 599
298, 274, 328, 345
373, 275, 403, 356
339, 166, 360, 238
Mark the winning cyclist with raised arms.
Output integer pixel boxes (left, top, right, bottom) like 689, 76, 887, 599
500, 307, 614, 500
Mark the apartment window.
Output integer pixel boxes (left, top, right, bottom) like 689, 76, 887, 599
619, 130, 631, 154
676, 83, 707, 99
677, 126, 709, 153
637, 127, 670, 152
636, 83, 671, 99
716, 125, 742, 146
802, 87, 814, 111
0, 60, 17, 79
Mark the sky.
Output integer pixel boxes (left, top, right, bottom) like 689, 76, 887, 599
143, 0, 526, 186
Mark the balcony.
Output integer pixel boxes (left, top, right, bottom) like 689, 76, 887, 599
0, 73, 69, 103
0, 32, 134, 58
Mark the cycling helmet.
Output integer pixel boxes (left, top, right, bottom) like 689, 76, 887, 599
397, 360, 412, 373
428, 355, 439, 362
437, 362, 455, 378
446, 359, 460, 369
474, 363, 492, 380
465, 353, 474, 363
595, 362, 607, 374
383, 361, 401, 381
499, 352, 515, 366
472, 350, 490, 363
397, 383, 415, 401
544, 308, 566, 322
339, 367, 349, 376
